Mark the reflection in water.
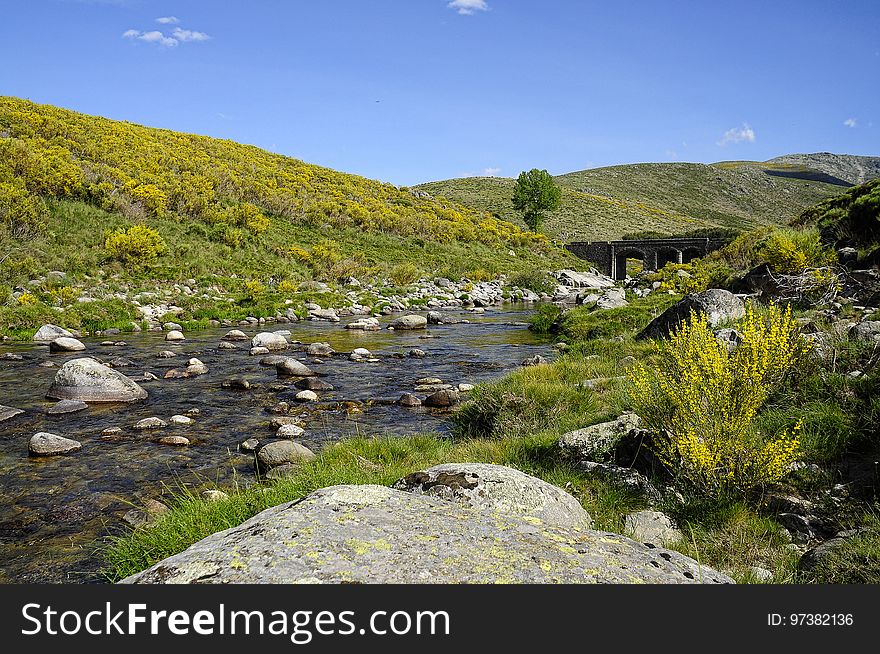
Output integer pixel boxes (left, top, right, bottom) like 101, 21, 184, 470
0, 305, 551, 582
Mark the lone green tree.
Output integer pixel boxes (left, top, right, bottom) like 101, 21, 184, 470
512, 168, 562, 232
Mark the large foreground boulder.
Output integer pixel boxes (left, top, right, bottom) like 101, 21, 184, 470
638, 289, 745, 340
46, 357, 148, 402
121, 482, 732, 584
393, 463, 592, 529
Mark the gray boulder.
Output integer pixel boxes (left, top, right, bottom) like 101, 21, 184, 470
391, 314, 427, 330
624, 510, 682, 546
715, 327, 743, 353
552, 269, 616, 289
256, 440, 316, 470
309, 308, 340, 322
596, 287, 629, 310
558, 412, 644, 463
33, 324, 74, 342
121, 484, 731, 584
638, 289, 745, 340
252, 332, 288, 351
306, 342, 335, 356
29, 432, 82, 456
0, 405, 24, 423
275, 357, 317, 377
848, 321, 880, 342
46, 357, 148, 403
49, 337, 86, 352
393, 463, 592, 529
46, 399, 88, 415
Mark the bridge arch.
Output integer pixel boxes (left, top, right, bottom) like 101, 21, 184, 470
613, 248, 646, 280
656, 246, 683, 270
681, 247, 703, 264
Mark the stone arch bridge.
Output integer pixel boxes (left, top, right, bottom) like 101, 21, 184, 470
564, 237, 726, 280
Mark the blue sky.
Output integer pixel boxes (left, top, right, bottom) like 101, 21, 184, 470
1, 0, 878, 185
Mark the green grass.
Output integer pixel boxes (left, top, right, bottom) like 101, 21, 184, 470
415, 161, 848, 241
796, 511, 880, 583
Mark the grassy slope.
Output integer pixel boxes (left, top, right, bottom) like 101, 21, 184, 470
0, 97, 583, 335
415, 161, 848, 241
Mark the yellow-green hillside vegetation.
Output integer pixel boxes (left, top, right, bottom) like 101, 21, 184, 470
0, 96, 582, 336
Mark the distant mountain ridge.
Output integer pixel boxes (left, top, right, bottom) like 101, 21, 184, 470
415, 154, 876, 241
766, 153, 880, 186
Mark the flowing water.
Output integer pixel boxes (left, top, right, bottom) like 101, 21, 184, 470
0, 305, 552, 583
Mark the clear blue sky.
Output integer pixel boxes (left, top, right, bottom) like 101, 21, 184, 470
1, 0, 878, 185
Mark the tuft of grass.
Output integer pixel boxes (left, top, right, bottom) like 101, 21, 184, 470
796, 510, 880, 584
666, 500, 801, 584
559, 293, 680, 341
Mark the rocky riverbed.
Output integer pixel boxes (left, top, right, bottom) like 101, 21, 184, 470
0, 304, 554, 583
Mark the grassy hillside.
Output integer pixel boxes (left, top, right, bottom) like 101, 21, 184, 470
795, 178, 880, 257
416, 160, 850, 241
0, 97, 581, 335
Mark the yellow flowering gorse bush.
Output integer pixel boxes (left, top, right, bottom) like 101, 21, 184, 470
628, 303, 807, 495
103, 225, 167, 265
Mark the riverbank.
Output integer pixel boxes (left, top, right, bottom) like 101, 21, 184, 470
104, 289, 880, 584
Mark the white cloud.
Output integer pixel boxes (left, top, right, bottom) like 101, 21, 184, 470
717, 123, 756, 146
665, 150, 678, 160
844, 118, 858, 128
172, 27, 210, 42
156, 16, 179, 25
123, 23, 210, 48
483, 167, 501, 176
123, 29, 178, 47
447, 0, 489, 15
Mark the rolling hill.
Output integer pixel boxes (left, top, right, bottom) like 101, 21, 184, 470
0, 96, 584, 335
415, 156, 877, 242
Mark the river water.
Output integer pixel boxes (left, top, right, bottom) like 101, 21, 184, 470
0, 305, 551, 583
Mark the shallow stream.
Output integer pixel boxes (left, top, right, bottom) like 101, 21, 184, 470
0, 304, 551, 582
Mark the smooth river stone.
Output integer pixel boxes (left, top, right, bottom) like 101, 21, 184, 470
46, 357, 148, 403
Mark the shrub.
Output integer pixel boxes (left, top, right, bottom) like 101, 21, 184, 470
244, 279, 265, 299
277, 279, 298, 294
628, 303, 807, 496
388, 262, 421, 286
124, 183, 168, 216
646, 260, 733, 295
508, 268, 556, 295
16, 291, 37, 306
529, 303, 562, 333
104, 225, 167, 265
759, 229, 835, 274
0, 181, 46, 238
